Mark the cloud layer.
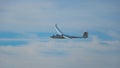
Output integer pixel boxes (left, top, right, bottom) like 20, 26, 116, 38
0, 0, 120, 32
0, 36, 120, 68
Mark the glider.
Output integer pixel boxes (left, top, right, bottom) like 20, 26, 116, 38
50, 24, 88, 39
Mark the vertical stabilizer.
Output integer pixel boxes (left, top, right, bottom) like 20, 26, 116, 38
83, 32, 88, 38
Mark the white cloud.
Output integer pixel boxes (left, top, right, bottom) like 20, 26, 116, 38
0, 0, 119, 32
107, 31, 120, 39
0, 36, 120, 68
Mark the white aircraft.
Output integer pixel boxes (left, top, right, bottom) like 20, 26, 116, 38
50, 24, 88, 39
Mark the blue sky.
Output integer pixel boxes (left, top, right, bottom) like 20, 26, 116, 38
0, 0, 120, 68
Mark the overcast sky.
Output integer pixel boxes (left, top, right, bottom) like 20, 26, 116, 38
0, 0, 120, 68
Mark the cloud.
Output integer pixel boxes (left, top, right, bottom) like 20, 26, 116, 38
107, 31, 120, 40
0, 0, 119, 32
0, 36, 120, 68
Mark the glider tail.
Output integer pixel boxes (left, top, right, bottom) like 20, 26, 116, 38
83, 32, 88, 38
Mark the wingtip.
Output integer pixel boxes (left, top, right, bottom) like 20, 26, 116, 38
55, 24, 58, 27
55, 24, 57, 26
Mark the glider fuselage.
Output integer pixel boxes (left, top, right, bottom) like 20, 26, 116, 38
50, 34, 65, 39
